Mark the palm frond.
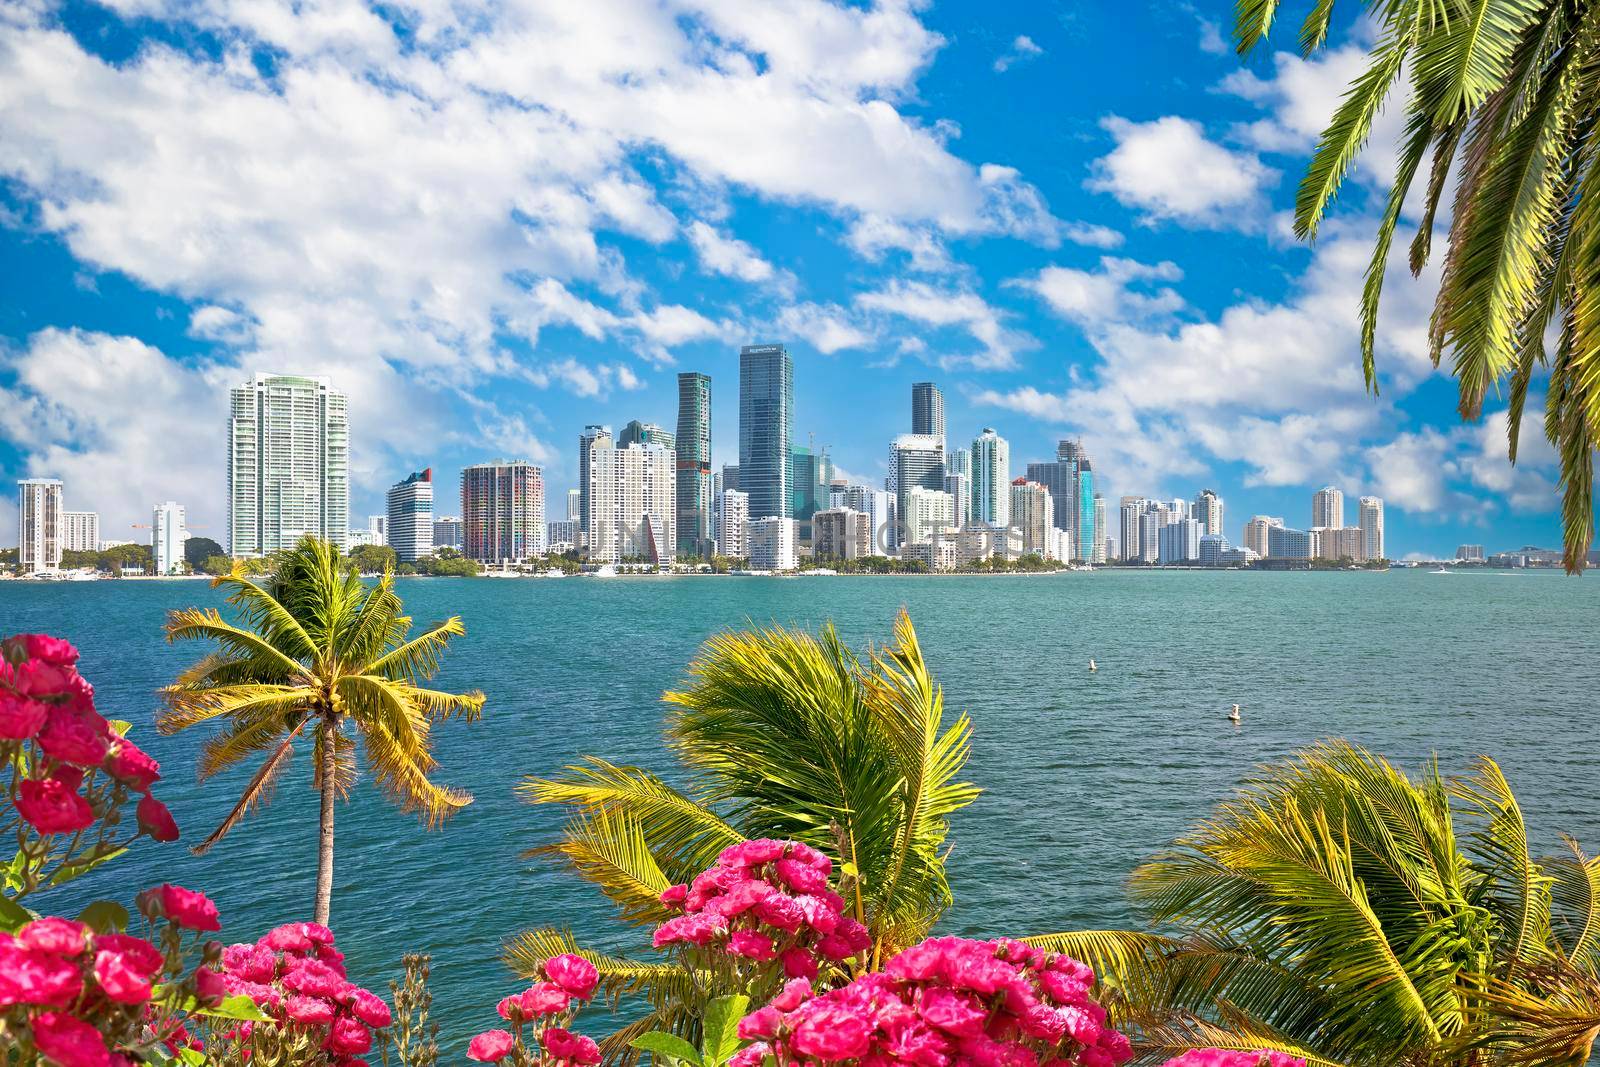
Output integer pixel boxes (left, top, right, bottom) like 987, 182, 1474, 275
527, 809, 676, 926
191, 718, 307, 855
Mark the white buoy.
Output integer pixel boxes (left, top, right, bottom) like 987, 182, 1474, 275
1229, 703, 1242, 723
1088, 658, 1097, 672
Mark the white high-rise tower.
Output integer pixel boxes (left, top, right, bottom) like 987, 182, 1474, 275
17, 478, 64, 574
1359, 496, 1385, 561
971, 428, 1010, 529
228, 374, 350, 556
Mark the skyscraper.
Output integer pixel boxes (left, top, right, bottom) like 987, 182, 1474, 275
947, 447, 972, 522
1359, 496, 1385, 561
971, 428, 1010, 529
62, 511, 99, 554
889, 434, 945, 546
911, 382, 945, 445
675, 372, 713, 558
152, 501, 187, 575
432, 516, 462, 550
619, 419, 675, 451
566, 489, 581, 522
1158, 516, 1201, 564
789, 445, 830, 537
1243, 515, 1283, 559
739, 344, 793, 520
1075, 455, 1096, 560
577, 425, 612, 536
1119, 497, 1148, 563
461, 461, 545, 563
1192, 489, 1224, 537
1312, 486, 1345, 529
716, 489, 749, 558
386, 469, 434, 563
587, 439, 676, 564
1092, 493, 1107, 563
1009, 479, 1054, 558
18, 478, 63, 573
228, 374, 349, 555
903, 486, 957, 546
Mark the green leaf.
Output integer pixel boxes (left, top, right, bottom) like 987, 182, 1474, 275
0, 893, 36, 933
179, 1049, 208, 1066
109, 719, 132, 736
840, 862, 860, 878
50, 845, 128, 887
3, 849, 28, 893
198, 993, 273, 1022
77, 899, 130, 932
630, 1031, 703, 1067
701, 994, 750, 1067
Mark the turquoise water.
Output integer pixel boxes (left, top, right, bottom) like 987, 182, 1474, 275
2, 570, 1597, 1046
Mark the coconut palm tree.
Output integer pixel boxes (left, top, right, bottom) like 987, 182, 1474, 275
1027, 741, 1600, 1065
158, 537, 485, 924
1232, 0, 1600, 572
509, 611, 979, 1049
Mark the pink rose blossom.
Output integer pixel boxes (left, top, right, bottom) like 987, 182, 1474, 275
261, 923, 314, 954
19, 917, 91, 956
35, 703, 111, 766
541, 1027, 601, 1065
16, 777, 94, 834
0, 692, 49, 740
16, 634, 80, 666
0, 944, 83, 1007
728, 929, 777, 961
103, 739, 161, 790
135, 794, 180, 842
659, 883, 688, 907
93, 934, 163, 977
780, 947, 819, 980
324, 1015, 373, 1056
520, 981, 571, 1016
31, 1011, 111, 1067
545, 952, 600, 999
284, 994, 336, 1024
160, 885, 220, 931
94, 949, 156, 1004
195, 966, 229, 1004
467, 1030, 515, 1062
345, 987, 392, 1028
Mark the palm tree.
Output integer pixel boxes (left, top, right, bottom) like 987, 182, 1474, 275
510, 611, 979, 1048
1231, 0, 1600, 572
158, 537, 484, 924
1028, 741, 1600, 1065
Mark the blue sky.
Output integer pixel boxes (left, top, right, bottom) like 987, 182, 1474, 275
0, 0, 1570, 558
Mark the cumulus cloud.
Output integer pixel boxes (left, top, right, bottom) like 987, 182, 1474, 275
685, 221, 783, 286
1088, 116, 1277, 227
855, 279, 1032, 370
777, 303, 874, 355
993, 34, 1044, 73
1008, 257, 1184, 326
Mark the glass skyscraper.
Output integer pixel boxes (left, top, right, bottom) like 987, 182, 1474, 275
675, 372, 712, 558
738, 344, 792, 520
228, 374, 349, 556
577, 425, 611, 535
971, 428, 1009, 529
911, 382, 945, 444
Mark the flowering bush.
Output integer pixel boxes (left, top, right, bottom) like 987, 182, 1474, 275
1161, 1053, 1305, 1067
0, 633, 180, 898
0, 884, 231, 1065
654, 839, 870, 1004
206, 921, 393, 1066
465, 952, 602, 1065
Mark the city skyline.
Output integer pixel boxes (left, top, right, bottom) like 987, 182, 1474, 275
0, 5, 1575, 562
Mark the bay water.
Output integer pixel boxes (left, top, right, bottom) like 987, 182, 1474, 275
2, 569, 1595, 1046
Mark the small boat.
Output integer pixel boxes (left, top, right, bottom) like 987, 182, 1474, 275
1431, 567, 1450, 574
1228, 704, 1242, 723
1088, 659, 1097, 672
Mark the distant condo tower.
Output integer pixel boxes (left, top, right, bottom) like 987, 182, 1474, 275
152, 501, 187, 575
461, 461, 545, 564
971, 428, 1010, 530
911, 382, 945, 446
17, 478, 64, 574
228, 374, 349, 556
577, 425, 612, 536
387, 468, 434, 563
675, 371, 713, 558
1312, 486, 1344, 529
1359, 496, 1385, 561
63, 510, 99, 553
739, 343, 793, 520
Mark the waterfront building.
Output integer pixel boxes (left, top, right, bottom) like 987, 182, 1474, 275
432, 516, 462, 550
953, 525, 1002, 567
1312, 525, 1364, 561
461, 461, 545, 564
1268, 524, 1313, 560
1137, 507, 1166, 564
578, 425, 612, 536
1359, 496, 1385, 561
789, 445, 832, 541
228, 374, 350, 555
716, 489, 749, 558
720, 464, 740, 494
1312, 486, 1345, 529
911, 382, 945, 445
1075, 456, 1097, 560
943, 473, 970, 533
832, 484, 893, 554
386, 469, 433, 563
904, 538, 959, 572
675, 372, 713, 558
746, 516, 797, 571
566, 489, 581, 522
947, 447, 972, 522
1009, 479, 1055, 558
619, 419, 675, 451
1092, 494, 1107, 563
17, 478, 63, 573
366, 515, 387, 546
1158, 516, 1201, 564
1242, 515, 1283, 559
152, 501, 187, 575
813, 508, 871, 560
739, 344, 793, 520
889, 434, 946, 547
1119, 497, 1147, 563
63, 511, 99, 554
1457, 543, 1486, 562
547, 519, 580, 552
347, 528, 377, 547
1192, 489, 1224, 537
1197, 533, 1230, 567
1026, 456, 1075, 543
587, 440, 675, 565
904, 486, 957, 547
971, 428, 1010, 529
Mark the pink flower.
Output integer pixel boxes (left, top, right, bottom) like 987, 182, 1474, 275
730, 1043, 771, 1067
19, 917, 91, 956
918, 986, 988, 1038
815, 933, 856, 961
771, 977, 813, 1012
31, 1011, 111, 1067
16, 634, 80, 666
776, 857, 829, 893
659, 883, 688, 907
160, 885, 220, 931
93, 934, 163, 977
467, 1030, 515, 1062
727, 929, 776, 961
520, 981, 571, 1016
136, 794, 180, 842
282, 957, 345, 998
753, 892, 805, 932
324, 1015, 373, 1056
780, 947, 819, 980
262, 923, 314, 954
541, 1027, 601, 1065
737, 1005, 784, 1041
16, 777, 94, 834
346, 988, 392, 1028
35, 703, 111, 766
0, 692, 49, 740
195, 966, 229, 1004
103, 738, 161, 790
794, 895, 840, 934
790, 999, 875, 1060
94, 949, 155, 1004
496, 993, 523, 1021
284, 994, 336, 1024
9, 658, 81, 700
222, 942, 277, 983
719, 839, 787, 868
0, 944, 83, 1007
545, 953, 600, 999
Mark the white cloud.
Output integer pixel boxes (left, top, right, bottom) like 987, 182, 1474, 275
993, 34, 1044, 73
628, 304, 725, 351
846, 215, 954, 272
686, 221, 781, 285
1008, 257, 1184, 326
1088, 115, 1277, 227
855, 279, 1031, 369
777, 303, 874, 355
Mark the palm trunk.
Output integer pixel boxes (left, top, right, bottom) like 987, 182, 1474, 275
314, 714, 337, 926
